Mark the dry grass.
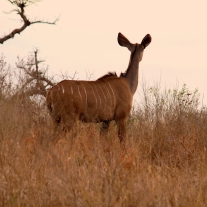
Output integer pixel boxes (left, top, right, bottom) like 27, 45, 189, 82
0, 85, 207, 207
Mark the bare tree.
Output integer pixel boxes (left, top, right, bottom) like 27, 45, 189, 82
15, 49, 55, 97
0, 0, 58, 44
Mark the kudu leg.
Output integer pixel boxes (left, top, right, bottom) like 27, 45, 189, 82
53, 113, 76, 134
117, 119, 126, 145
100, 120, 110, 136
60, 116, 78, 149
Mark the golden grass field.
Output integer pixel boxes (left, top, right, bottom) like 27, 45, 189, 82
0, 84, 207, 207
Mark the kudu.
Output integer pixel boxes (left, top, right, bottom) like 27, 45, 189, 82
46, 33, 151, 145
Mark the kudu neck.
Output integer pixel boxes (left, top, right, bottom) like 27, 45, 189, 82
124, 51, 140, 95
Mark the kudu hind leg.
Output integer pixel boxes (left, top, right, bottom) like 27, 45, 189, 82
55, 115, 77, 150
52, 113, 75, 134
117, 119, 127, 145
100, 120, 110, 136
61, 115, 76, 133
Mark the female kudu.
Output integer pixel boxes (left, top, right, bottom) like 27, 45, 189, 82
46, 33, 151, 145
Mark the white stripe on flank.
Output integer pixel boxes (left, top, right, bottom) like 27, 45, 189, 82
103, 82, 112, 111
97, 83, 107, 111
77, 85, 82, 101
71, 86, 73, 102
61, 84, 65, 94
57, 84, 60, 90
71, 86, 73, 94
105, 81, 115, 108
80, 82, 88, 108
98, 83, 107, 101
94, 84, 101, 110
89, 83, 98, 110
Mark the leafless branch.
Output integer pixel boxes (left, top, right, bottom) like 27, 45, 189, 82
69, 71, 78, 80
0, 0, 58, 44
15, 49, 55, 97
85, 70, 95, 80
8, 0, 41, 7
57, 70, 78, 81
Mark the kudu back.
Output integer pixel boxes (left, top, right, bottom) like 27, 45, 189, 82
46, 33, 151, 145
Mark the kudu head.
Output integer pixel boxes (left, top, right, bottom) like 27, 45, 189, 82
118, 33, 151, 62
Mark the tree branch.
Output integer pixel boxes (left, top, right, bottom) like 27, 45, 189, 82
15, 49, 55, 98
0, 0, 58, 44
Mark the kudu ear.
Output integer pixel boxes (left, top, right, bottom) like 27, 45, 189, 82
141, 34, 152, 49
118, 33, 134, 52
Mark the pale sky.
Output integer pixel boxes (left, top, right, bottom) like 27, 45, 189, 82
1, 0, 207, 106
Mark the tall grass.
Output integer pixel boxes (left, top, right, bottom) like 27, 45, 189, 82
0, 83, 207, 207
